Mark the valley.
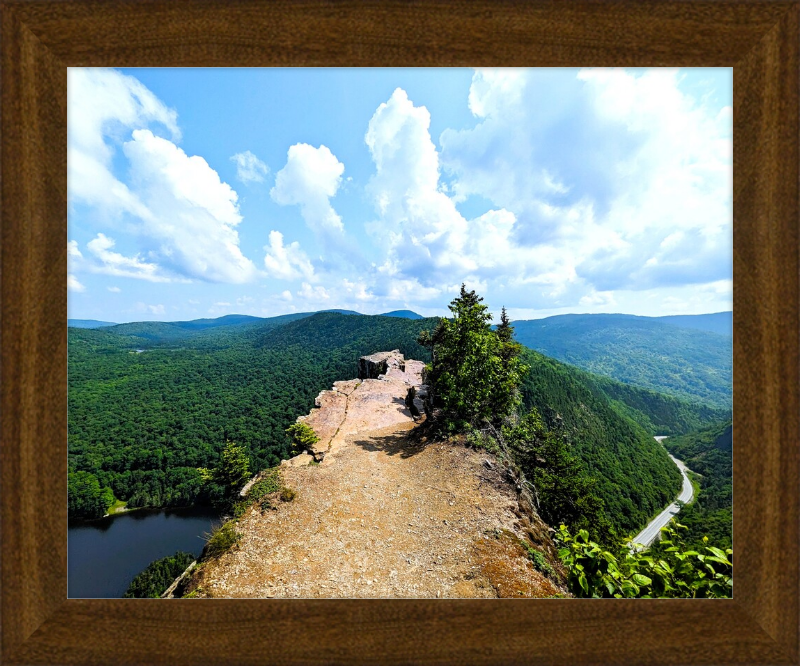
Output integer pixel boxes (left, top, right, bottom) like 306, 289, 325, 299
67, 305, 733, 598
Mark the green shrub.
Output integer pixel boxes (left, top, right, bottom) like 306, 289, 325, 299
557, 521, 732, 598
203, 520, 241, 558
465, 427, 500, 454
280, 487, 297, 502
247, 469, 282, 502
286, 422, 319, 453
526, 546, 555, 578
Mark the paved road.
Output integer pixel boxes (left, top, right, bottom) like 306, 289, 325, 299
630, 436, 694, 551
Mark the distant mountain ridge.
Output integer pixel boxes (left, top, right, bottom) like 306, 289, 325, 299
653, 312, 731, 336
68, 308, 425, 336
68, 319, 117, 329
511, 313, 732, 408
379, 310, 424, 319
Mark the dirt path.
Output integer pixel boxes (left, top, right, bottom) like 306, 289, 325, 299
188, 356, 565, 599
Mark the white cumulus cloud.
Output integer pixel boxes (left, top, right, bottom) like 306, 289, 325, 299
271, 143, 345, 240
231, 150, 269, 184
68, 69, 258, 286
68, 68, 178, 219
263, 230, 315, 281
86, 233, 172, 282
67, 274, 85, 292
123, 129, 257, 283
433, 68, 731, 309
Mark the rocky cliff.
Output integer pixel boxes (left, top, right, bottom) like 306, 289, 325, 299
180, 351, 566, 598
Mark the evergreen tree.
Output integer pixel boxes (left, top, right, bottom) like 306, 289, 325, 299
503, 409, 611, 540
419, 286, 527, 431
491, 306, 525, 418
198, 441, 251, 499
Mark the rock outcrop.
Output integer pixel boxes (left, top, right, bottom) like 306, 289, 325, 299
293, 351, 425, 463
182, 352, 566, 599
358, 349, 404, 379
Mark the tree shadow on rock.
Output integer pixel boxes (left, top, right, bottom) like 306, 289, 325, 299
351, 432, 429, 459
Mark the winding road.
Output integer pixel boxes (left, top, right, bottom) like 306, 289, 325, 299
631, 436, 694, 551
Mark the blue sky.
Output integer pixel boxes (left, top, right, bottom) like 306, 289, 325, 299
67, 67, 732, 323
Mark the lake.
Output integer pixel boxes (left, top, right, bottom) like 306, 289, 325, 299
68, 506, 219, 598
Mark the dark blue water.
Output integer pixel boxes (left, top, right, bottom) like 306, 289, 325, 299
68, 506, 219, 598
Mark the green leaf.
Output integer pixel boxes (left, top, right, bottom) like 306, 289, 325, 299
632, 573, 652, 586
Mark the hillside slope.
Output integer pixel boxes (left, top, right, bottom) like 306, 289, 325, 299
519, 348, 681, 534
662, 420, 732, 548
179, 355, 565, 598
513, 313, 732, 408
69, 313, 686, 532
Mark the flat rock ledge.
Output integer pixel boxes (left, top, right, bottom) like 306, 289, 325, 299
287, 351, 425, 464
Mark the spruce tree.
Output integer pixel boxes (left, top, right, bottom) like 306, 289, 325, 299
419, 285, 527, 431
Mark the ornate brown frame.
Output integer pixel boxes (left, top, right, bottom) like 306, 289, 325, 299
2, 2, 798, 664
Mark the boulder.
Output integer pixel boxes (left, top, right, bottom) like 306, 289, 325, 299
358, 350, 405, 379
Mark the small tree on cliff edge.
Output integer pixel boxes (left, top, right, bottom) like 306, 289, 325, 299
418, 285, 527, 431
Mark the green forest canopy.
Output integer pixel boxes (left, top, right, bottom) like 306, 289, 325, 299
512, 313, 732, 409
68, 311, 727, 532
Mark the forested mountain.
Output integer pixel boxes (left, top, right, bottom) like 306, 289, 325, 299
655, 312, 732, 336
379, 310, 424, 319
69, 312, 702, 534
100, 313, 307, 343
580, 373, 730, 436
170, 314, 269, 330
68, 314, 433, 516
661, 421, 732, 548
512, 314, 732, 408
67, 319, 117, 329
518, 348, 681, 534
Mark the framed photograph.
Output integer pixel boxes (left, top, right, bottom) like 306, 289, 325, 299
2, 2, 798, 664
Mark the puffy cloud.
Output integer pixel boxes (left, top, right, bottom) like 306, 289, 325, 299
271, 143, 345, 237
133, 302, 166, 316
85, 233, 173, 282
67, 274, 85, 292
437, 68, 732, 303
68, 240, 83, 259
107, 286, 121, 293
365, 89, 473, 283
364, 88, 577, 304
263, 230, 315, 281
298, 282, 330, 302
122, 129, 258, 283
231, 150, 269, 184
68, 68, 178, 218
68, 69, 258, 285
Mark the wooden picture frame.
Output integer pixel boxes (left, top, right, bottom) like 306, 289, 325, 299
2, 1, 797, 664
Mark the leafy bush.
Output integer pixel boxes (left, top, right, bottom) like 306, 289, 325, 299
197, 440, 251, 503
123, 551, 194, 598
203, 520, 240, 558
526, 546, 555, 578
286, 422, 319, 453
465, 427, 500, 454
280, 487, 297, 502
557, 522, 732, 598
247, 469, 282, 502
